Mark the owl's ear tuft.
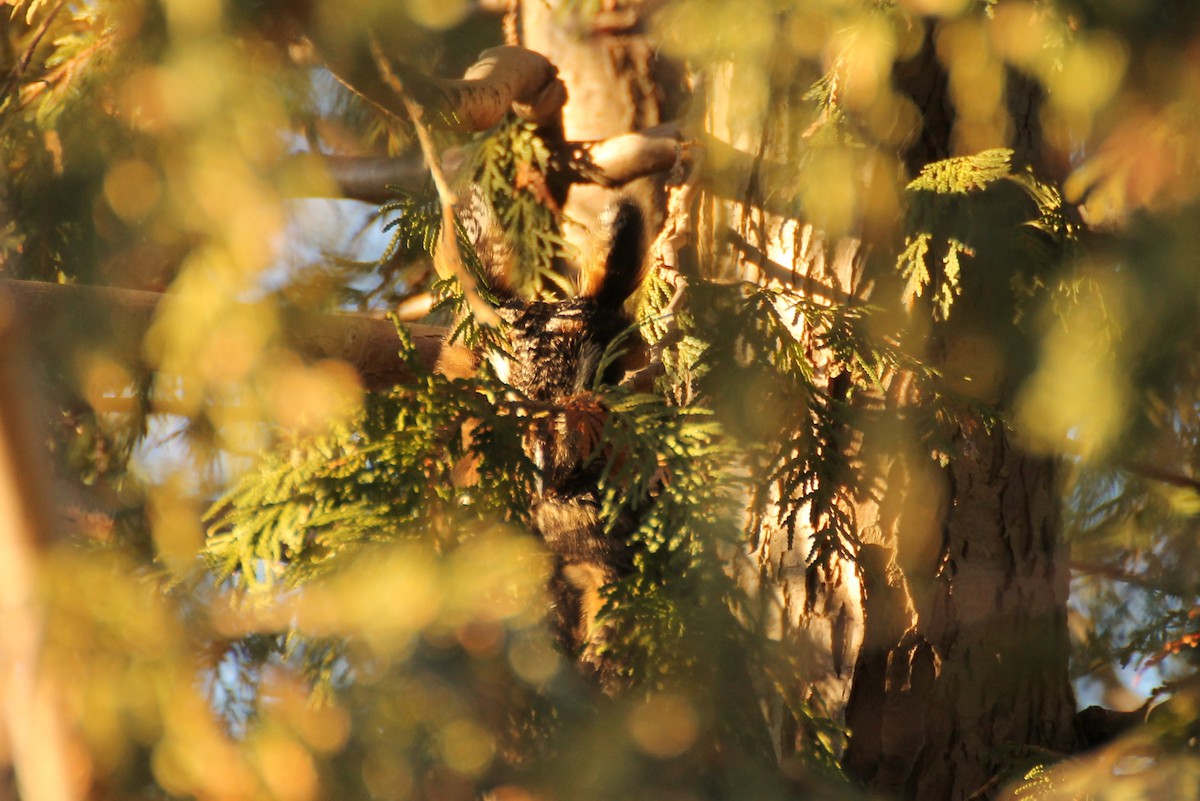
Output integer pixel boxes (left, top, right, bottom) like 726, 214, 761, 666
440, 188, 518, 300
579, 198, 648, 312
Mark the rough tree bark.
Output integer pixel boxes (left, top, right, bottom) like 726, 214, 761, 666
734, 18, 1078, 801
520, 0, 686, 263
837, 25, 1077, 800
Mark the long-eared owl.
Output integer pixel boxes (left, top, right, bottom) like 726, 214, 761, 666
444, 189, 651, 683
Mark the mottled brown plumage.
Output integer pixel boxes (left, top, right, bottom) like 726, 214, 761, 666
450, 189, 650, 684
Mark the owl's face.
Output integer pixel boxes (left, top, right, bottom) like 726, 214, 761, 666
463, 191, 648, 403
488, 298, 603, 403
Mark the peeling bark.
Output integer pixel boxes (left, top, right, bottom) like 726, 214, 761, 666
520, 0, 683, 264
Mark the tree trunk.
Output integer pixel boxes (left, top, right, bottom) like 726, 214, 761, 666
842, 427, 1077, 799
841, 22, 1078, 798
520, 0, 683, 268
519, 6, 1080, 799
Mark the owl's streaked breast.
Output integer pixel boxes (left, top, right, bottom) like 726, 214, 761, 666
490, 298, 604, 402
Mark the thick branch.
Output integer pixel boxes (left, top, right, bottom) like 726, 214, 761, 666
317, 42, 565, 132
566, 124, 692, 187
300, 128, 691, 203
300, 127, 778, 205
0, 281, 445, 392
452, 46, 566, 131
0, 290, 82, 801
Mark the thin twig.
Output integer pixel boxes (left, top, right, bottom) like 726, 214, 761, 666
1123, 461, 1200, 493
0, 0, 68, 103
1068, 560, 1183, 592
724, 227, 861, 307
368, 36, 498, 326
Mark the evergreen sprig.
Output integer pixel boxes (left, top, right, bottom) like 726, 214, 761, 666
677, 280, 899, 566
205, 333, 536, 593
897, 148, 1068, 321
468, 116, 573, 297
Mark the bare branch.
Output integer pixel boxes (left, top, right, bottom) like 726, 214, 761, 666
295, 127, 783, 208
306, 155, 437, 205
294, 129, 691, 205
1123, 461, 1200, 493
724, 228, 862, 306
1068, 560, 1173, 592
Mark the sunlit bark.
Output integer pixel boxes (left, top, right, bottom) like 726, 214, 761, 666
701, 14, 1079, 800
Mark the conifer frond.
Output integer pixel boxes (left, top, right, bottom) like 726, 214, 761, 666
205, 342, 537, 594
898, 232, 933, 308
660, 279, 905, 567
908, 148, 1015, 195
378, 187, 444, 264
10, 0, 57, 24
899, 149, 1071, 321
467, 116, 569, 297
378, 187, 508, 351
1010, 764, 1060, 800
